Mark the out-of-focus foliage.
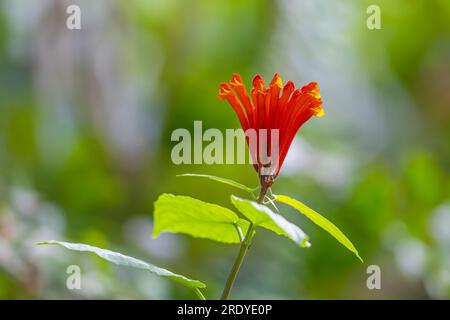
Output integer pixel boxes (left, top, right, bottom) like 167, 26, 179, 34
0, 0, 449, 299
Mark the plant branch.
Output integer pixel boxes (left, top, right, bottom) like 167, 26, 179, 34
220, 222, 254, 300
194, 288, 206, 300
220, 186, 269, 300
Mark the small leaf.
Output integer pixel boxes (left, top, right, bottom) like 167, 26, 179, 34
275, 194, 363, 262
153, 194, 249, 243
39, 240, 206, 289
178, 174, 253, 193
230, 195, 310, 248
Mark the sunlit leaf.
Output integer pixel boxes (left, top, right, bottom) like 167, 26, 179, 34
177, 174, 253, 193
230, 195, 310, 248
39, 240, 206, 289
153, 193, 249, 243
275, 194, 363, 262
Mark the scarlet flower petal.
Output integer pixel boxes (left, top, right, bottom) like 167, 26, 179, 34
218, 73, 324, 179
251, 75, 267, 132
230, 74, 255, 128
218, 82, 250, 131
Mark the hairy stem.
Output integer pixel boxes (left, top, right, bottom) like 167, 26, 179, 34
220, 187, 269, 300
257, 183, 269, 203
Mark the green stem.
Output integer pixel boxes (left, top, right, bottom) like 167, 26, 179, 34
220, 186, 269, 300
194, 288, 206, 300
220, 223, 255, 300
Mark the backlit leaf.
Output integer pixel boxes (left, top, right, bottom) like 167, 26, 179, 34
153, 193, 249, 243
230, 195, 310, 248
177, 174, 253, 193
275, 194, 363, 262
39, 240, 206, 289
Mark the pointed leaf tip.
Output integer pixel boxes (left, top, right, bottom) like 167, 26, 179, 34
40, 240, 207, 289
275, 194, 363, 262
177, 174, 253, 193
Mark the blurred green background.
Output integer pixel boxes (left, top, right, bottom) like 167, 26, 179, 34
0, 0, 449, 299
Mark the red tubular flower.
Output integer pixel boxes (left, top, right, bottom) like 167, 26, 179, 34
218, 73, 324, 191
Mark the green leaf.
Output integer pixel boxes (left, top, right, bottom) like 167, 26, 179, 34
275, 194, 363, 262
177, 174, 253, 193
153, 193, 249, 244
230, 195, 310, 248
38, 240, 206, 289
